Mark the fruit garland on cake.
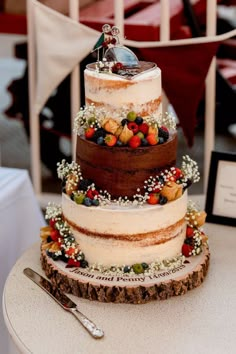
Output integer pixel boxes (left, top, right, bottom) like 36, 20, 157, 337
74, 104, 176, 148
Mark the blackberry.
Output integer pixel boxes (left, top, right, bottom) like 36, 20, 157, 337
158, 127, 169, 141
79, 179, 93, 191
92, 128, 106, 142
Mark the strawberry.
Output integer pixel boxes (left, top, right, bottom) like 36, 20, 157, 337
138, 122, 149, 135
105, 134, 117, 146
127, 122, 139, 134
147, 193, 159, 205
128, 135, 141, 149
66, 259, 81, 268
146, 134, 158, 146
50, 229, 60, 242
182, 244, 193, 257
85, 127, 95, 139
186, 226, 194, 238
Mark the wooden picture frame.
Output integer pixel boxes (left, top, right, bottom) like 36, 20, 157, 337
205, 151, 236, 226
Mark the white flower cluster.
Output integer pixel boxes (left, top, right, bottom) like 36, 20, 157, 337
57, 159, 82, 181
181, 155, 200, 184
187, 199, 200, 214
157, 111, 177, 131
87, 254, 184, 276
45, 203, 62, 221
73, 104, 105, 134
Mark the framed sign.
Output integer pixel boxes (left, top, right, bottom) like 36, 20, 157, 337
205, 151, 236, 226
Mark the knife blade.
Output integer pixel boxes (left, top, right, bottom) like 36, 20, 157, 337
23, 268, 104, 339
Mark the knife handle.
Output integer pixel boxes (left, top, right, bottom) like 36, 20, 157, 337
70, 308, 104, 339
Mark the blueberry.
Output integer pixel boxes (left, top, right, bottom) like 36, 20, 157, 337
135, 116, 143, 125
80, 260, 89, 268
159, 195, 168, 205
93, 128, 106, 142
141, 138, 148, 146
46, 250, 53, 258
47, 236, 52, 243
158, 137, 165, 144
97, 136, 104, 145
60, 251, 69, 263
52, 253, 60, 261
84, 197, 92, 207
141, 262, 149, 270
121, 118, 128, 126
123, 265, 131, 273
92, 198, 99, 206
116, 140, 123, 147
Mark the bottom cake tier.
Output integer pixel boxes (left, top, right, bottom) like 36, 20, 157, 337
41, 245, 210, 304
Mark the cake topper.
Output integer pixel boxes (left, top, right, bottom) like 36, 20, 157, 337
92, 24, 140, 76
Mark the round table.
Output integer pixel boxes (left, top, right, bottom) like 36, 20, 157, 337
3, 197, 236, 354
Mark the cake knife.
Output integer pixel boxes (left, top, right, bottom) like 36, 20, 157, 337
23, 268, 104, 339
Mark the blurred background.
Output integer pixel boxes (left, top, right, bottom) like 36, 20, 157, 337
0, 0, 236, 196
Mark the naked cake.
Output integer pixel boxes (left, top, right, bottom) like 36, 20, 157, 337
40, 24, 209, 303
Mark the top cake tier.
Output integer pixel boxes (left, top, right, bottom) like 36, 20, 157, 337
84, 61, 162, 120
75, 58, 178, 199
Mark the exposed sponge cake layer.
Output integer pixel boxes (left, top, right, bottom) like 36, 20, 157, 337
62, 192, 187, 266
84, 62, 162, 121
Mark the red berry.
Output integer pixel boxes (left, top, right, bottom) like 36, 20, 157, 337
49, 219, 56, 228
146, 134, 158, 146
147, 193, 159, 205
66, 259, 81, 268
50, 229, 60, 242
85, 127, 95, 139
116, 62, 123, 70
86, 189, 99, 200
138, 122, 149, 135
105, 134, 117, 146
65, 247, 75, 257
173, 167, 183, 180
128, 135, 141, 148
186, 226, 194, 238
127, 122, 139, 134
182, 244, 193, 257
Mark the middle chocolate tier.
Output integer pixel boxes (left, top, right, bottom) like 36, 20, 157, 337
76, 133, 177, 198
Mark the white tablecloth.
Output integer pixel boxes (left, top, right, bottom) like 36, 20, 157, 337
0, 167, 45, 354
2, 196, 236, 354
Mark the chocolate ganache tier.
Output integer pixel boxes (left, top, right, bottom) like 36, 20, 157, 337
76, 133, 177, 198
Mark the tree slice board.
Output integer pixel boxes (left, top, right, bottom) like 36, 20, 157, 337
41, 246, 210, 304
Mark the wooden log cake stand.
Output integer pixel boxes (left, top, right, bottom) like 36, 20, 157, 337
41, 246, 210, 304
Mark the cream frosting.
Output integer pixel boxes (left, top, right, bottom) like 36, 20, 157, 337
62, 192, 187, 266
